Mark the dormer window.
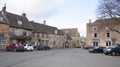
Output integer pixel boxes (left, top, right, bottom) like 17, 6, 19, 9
17, 20, 22, 25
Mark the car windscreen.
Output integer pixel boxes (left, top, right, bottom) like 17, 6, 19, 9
28, 44, 32, 46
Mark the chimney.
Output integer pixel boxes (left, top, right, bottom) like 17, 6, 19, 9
89, 19, 91, 23
43, 20, 46, 25
22, 12, 26, 17
2, 4, 6, 12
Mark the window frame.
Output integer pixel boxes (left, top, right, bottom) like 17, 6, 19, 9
107, 33, 110, 37
15, 29, 22, 36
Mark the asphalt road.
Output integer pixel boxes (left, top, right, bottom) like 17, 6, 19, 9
0, 48, 120, 67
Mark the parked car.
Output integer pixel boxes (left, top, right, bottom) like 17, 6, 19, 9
6, 44, 25, 52
89, 46, 105, 53
37, 45, 51, 50
83, 45, 94, 49
104, 44, 120, 56
24, 43, 34, 51
75, 44, 81, 48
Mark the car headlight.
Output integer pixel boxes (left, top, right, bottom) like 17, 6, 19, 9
107, 49, 111, 51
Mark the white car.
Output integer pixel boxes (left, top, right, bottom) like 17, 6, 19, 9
24, 44, 34, 51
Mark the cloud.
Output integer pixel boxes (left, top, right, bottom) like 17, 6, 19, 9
1, 0, 67, 20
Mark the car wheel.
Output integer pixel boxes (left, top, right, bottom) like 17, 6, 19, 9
105, 53, 108, 55
111, 52, 116, 56
6, 48, 9, 51
118, 53, 120, 56
94, 51, 97, 53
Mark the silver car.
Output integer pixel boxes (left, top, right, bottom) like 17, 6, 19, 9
24, 44, 34, 51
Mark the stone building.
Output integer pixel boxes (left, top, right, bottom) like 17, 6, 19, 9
0, 6, 64, 50
86, 19, 120, 47
30, 21, 64, 48
0, 6, 33, 50
60, 28, 81, 48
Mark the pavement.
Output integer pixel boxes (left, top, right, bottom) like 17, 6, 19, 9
0, 48, 120, 67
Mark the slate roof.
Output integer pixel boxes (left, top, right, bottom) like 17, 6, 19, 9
0, 11, 33, 30
30, 21, 64, 35
0, 11, 8, 24
87, 18, 120, 32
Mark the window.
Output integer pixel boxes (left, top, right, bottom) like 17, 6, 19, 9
0, 34, 6, 45
107, 33, 110, 37
0, 38, 6, 45
23, 31, 29, 37
93, 42, 98, 47
106, 42, 112, 47
93, 27, 97, 31
15, 29, 21, 36
94, 33, 97, 37
10, 29, 15, 34
17, 20, 22, 25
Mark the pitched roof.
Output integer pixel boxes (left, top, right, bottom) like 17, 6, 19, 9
60, 28, 79, 37
0, 11, 33, 30
87, 18, 120, 32
0, 11, 8, 24
30, 21, 64, 35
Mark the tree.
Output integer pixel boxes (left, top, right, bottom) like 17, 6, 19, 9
97, 0, 120, 19
96, 0, 120, 33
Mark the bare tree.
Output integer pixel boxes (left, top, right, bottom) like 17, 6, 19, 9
96, 0, 120, 33
97, 0, 120, 19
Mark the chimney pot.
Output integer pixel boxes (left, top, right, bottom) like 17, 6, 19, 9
43, 20, 46, 25
22, 12, 26, 17
2, 4, 6, 12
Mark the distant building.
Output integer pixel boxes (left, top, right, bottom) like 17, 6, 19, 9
60, 28, 81, 48
30, 21, 64, 48
86, 19, 120, 47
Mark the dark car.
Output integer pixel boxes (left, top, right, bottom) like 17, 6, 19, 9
83, 45, 94, 49
37, 45, 51, 50
104, 45, 120, 56
6, 44, 25, 52
89, 46, 105, 53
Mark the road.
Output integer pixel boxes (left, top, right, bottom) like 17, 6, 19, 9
0, 48, 120, 67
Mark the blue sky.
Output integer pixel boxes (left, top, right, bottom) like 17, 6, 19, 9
0, 0, 99, 36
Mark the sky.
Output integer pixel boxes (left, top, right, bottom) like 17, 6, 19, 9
0, 0, 99, 36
